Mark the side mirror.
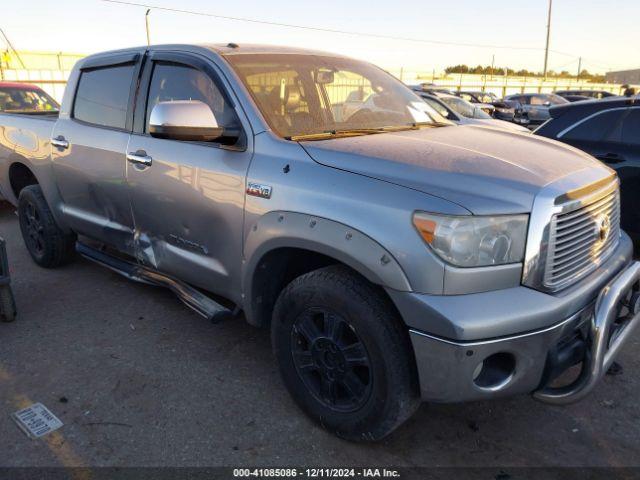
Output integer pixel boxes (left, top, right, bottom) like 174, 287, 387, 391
149, 100, 223, 141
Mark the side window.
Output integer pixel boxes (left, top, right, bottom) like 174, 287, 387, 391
621, 109, 640, 146
529, 95, 546, 106
73, 64, 134, 129
145, 62, 239, 136
563, 110, 626, 142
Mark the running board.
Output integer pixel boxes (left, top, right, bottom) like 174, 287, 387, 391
76, 242, 233, 323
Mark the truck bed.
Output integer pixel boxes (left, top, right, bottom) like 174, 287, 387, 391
0, 112, 58, 204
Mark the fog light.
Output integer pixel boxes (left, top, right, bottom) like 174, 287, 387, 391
473, 352, 516, 391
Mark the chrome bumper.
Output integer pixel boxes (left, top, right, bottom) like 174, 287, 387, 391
534, 261, 640, 404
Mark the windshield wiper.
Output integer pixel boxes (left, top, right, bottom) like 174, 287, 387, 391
287, 122, 450, 141
287, 129, 385, 141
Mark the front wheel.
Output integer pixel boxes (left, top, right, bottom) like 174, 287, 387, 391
272, 265, 419, 441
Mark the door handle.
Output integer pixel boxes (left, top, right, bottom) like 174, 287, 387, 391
51, 136, 69, 150
595, 153, 625, 164
126, 152, 153, 167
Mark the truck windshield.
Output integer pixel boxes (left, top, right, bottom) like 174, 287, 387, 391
0, 87, 59, 114
226, 54, 450, 139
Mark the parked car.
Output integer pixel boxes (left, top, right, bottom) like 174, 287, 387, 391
535, 97, 640, 240
457, 90, 499, 104
555, 90, 617, 100
455, 91, 496, 116
457, 91, 523, 122
414, 90, 529, 133
501, 98, 530, 126
560, 94, 593, 103
0, 82, 59, 114
1, 44, 639, 441
489, 100, 518, 122
504, 93, 569, 126
408, 82, 456, 96
421, 90, 493, 120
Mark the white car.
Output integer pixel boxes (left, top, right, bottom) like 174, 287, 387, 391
416, 91, 530, 133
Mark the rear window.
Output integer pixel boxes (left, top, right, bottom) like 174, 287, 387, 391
73, 64, 134, 129
563, 109, 626, 142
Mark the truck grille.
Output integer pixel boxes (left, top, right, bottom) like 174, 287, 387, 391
543, 186, 620, 291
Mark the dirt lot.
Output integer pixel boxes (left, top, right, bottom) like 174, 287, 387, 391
1, 200, 639, 476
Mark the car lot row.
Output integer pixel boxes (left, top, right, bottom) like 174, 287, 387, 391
411, 83, 634, 129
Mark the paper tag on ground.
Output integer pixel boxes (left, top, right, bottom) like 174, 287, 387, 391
12, 403, 63, 439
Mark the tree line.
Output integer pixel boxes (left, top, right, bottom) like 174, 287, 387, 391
444, 64, 606, 82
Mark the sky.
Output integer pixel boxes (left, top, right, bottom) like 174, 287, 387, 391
1, 0, 638, 74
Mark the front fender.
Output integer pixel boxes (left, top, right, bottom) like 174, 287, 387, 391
242, 211, 412, 323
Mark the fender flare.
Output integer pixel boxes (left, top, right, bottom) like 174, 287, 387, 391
242, 211, 412, 324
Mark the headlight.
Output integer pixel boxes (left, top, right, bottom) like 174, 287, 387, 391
412, 212, 528, 267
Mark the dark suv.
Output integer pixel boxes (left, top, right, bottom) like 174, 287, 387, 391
555, 90, 617, 100
535, 97, 640, 239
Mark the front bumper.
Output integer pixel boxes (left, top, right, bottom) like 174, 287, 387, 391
408, 261, 640, 403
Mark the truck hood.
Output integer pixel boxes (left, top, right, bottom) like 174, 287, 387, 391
300, 125, 608, 214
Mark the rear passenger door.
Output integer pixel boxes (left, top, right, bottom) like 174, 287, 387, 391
126, 51, 253, 301
52, 52, 142, 255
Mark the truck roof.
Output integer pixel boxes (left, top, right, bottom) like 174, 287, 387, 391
78, 43, 348, 66
203, 43, 348, 58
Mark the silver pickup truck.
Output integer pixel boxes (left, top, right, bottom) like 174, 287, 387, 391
1, 44, 639, 441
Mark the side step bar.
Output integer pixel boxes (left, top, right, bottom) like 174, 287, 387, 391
76, 242, 233, 324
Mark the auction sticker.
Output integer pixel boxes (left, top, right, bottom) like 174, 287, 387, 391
12, 403, 63, 439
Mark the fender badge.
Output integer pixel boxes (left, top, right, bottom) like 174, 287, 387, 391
246, 182, 272, 199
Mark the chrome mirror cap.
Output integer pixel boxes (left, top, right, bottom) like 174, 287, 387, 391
149, 100, 223, 141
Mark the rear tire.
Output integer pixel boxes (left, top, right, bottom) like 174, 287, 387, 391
18, 185, 75, 268
272, 265, 419, 441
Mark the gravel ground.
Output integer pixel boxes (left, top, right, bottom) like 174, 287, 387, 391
0, 200, 639, 477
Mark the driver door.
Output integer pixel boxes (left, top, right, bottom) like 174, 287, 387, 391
126, 52, 253, 300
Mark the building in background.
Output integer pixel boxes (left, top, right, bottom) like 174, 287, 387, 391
0, 50, 84, 101
605, 69, 640, 86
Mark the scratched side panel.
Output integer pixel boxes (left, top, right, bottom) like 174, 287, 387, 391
126, 134, 252, 304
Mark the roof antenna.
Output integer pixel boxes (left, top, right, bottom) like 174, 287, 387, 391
227, 43, 239, 49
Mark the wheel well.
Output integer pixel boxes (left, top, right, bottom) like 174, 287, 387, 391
249, 247, 399, 328
9, 163, 38, 199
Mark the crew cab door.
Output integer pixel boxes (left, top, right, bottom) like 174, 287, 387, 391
51, 52, 142, 255
126, 51, 253, 300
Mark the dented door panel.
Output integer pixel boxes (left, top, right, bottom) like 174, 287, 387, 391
126, 135, 251, 303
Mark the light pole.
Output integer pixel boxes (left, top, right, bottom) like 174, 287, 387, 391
543, 0, 553, 80
145, 9, 151, 46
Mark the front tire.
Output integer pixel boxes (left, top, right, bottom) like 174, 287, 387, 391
272, 265, 419, 441
18, 185, 75, 268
